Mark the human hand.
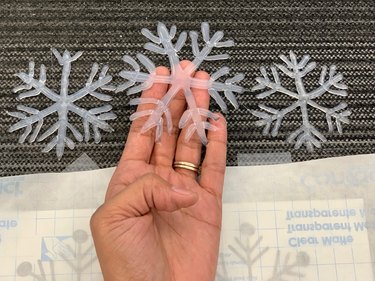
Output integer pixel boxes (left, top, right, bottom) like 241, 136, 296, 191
90, 61, 227, 281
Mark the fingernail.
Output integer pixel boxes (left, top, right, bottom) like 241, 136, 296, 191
171, 186, 194, 196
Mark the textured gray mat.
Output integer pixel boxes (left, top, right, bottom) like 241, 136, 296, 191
1, 0, 375, 176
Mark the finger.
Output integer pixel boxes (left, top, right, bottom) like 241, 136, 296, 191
199, 114, 227, 198
174, 70, 210, 179
150, 60, 193, 167
119, 66, 170, 164
97, 173, 198, 220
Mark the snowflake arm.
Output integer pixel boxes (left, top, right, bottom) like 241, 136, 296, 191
307, 100, 351, 134
117, 22, 245, 144
276, 52, 316, 78
251, 103, 300, 136
308, 65, 348, 99
179, 88, 220, 143
206, 68, 245, 112
7, 49, 116, 159
189, 22, 235, 68
251, 66, 298, 99
69, 63, 114, 102
14, 61, 59, 101
287, 125, 328, 151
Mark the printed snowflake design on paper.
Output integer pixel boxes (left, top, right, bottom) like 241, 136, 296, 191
226, 223, 268, 279
16, 230, 98, 280
268, 251, 309, 281
252, 51, 351, 151
7, 49, 116, 159
216, 223, 309, 281
117, 22, 245, 144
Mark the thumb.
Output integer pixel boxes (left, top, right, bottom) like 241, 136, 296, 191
105, 173, 198, 218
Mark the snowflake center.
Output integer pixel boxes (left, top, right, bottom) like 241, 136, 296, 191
171, 66, 192, 90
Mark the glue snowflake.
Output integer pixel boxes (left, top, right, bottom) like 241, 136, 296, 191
252, 51, 351, 151
7, 49, 116, 159
117, 22, 245, 144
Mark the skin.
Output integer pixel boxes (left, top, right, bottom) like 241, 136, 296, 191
90, 61, 227, 281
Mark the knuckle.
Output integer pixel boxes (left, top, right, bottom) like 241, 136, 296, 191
129, 121, 155, 136
202, 163, 226, 175
178, 133, 202, 150
161, 122, 180, 136
208, 138, 227, 147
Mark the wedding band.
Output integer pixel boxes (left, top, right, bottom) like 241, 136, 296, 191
173, 161, 200, 173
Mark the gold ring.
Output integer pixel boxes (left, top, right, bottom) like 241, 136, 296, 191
173, 161, 199, 173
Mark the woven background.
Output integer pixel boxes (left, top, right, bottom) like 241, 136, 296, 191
1, 0, 375, 176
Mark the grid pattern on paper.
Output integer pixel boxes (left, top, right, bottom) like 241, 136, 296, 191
0, 208, 102, 281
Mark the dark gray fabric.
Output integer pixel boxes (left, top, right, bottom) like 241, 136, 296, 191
1, 0, 375, 176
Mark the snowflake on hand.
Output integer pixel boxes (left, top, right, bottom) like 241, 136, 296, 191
7, 49, 116, 159
117, 22, 245, 144
252, 51, 351, 151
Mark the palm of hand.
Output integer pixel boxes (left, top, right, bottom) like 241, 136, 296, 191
106, 160, 222, 281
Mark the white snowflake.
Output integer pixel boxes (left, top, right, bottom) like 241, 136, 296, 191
117, 22, 245, 144
251, 51, 351, 151
7, 49, 117, 159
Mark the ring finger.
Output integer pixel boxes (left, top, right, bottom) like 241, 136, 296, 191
173, 70, 210, 178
